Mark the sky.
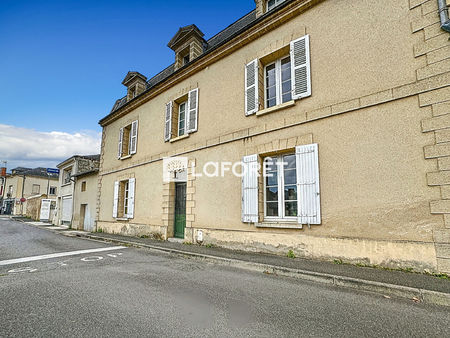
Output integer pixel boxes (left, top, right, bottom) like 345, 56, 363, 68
0, 0, 254, 171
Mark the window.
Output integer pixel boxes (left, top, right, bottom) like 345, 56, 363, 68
8, 185, 13, 195
183, 54, 190, 65
118, 120, 138, 159
130, 86, 137, 99
267, 0, 286, 11
244, 35, 311, 115
265, 56, 292, 108
81, 181, 86, 192
264, 154, 297, 219
49, 186, 57, 195
63, 168, 72, 184
113, 178, 135, 219
164, 88, 199, 141
32, 184, 40, 194
123, 181, 129, 216
241, 143, 321, 226
178, 101, 187, 137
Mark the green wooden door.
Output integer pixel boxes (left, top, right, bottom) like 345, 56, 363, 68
174, 182, 186, 238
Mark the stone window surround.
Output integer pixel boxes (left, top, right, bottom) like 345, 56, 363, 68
166, 84, 198, 142
114, 173, 135, 222
119, 117, 139, 160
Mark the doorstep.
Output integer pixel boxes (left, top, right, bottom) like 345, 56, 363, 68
167, 237, 185, 243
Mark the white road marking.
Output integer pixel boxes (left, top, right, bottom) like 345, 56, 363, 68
107, 253, 123, 258
81, 256, 104, 262
0, 246, 126, 266
8, 267, 37, 273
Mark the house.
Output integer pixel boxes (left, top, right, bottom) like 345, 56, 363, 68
71, 168, 99, 231
0, 167, 58, 215
96, 0, 450, 273
55, 155, 100, 226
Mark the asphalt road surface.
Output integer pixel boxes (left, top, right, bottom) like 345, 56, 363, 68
0, 218, 449, 337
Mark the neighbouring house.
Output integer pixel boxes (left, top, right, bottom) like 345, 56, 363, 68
0, 167, 58, 215
96, 0, 450, 273
55, 155, 100, 227
71, 168, 99, 231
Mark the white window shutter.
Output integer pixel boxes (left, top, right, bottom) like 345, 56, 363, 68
118, 128, 123, 159
242, 154, 259, 223
113, 181, 119, 218
129, 120, 138, 155
127, 178, 135, 219
290, 35, 311, 100
296, 143, 321, 225
164, 102, 173, 141
187, 88, 199, 133
245, 59, 258, 115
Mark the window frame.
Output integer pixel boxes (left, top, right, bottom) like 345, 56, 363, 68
266, 0, 286, 12
178, 101, 187, 137
263, 154, 298, 221
123, 180, 130, 216
63, 168, 72, 185
264, 55, 292, 109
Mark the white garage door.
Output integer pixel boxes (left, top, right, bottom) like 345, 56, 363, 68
61, 197, 73, 222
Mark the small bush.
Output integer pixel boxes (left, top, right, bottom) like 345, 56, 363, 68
287, 250, 296, 259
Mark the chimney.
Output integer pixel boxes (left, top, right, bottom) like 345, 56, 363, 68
0, 167, 6, 177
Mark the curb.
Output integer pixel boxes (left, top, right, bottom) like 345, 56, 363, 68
72, 232, 450, 307
13, 219, 450, 308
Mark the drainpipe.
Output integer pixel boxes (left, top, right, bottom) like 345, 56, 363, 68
438, 0, 450, 33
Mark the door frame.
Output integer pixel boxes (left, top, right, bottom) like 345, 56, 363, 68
173, 182, 187, 239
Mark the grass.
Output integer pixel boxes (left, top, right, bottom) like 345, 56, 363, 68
205, 243, 216, 248
287, 250, 296, 259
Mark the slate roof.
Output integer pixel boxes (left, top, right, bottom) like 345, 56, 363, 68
11, 167, 59, 179
107, 9, 257, 116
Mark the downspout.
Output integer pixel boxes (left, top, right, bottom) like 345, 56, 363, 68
438, 0, 450, 33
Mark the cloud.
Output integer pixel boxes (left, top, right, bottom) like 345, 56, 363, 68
0, 124, 101, 170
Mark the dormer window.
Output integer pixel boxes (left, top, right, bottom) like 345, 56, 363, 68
168, 25, 206, 71
267, 0, 286, 11
122, 71, 147, 102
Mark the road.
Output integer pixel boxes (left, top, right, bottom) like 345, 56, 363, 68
0, 218, 449, 337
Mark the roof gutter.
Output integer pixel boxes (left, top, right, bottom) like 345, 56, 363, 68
438, 0, 450, 33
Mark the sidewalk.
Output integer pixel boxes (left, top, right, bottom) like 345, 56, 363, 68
15, 218, 450, 307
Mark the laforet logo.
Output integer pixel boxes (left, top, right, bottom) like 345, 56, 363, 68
163, 156, 188, 182
167, 159, 185, 173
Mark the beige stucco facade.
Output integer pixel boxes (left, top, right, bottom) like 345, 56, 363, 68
2, 173, 58, 215
97, 0, 450, 273
55, 155, 99, 226
72, 172, 98, 231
